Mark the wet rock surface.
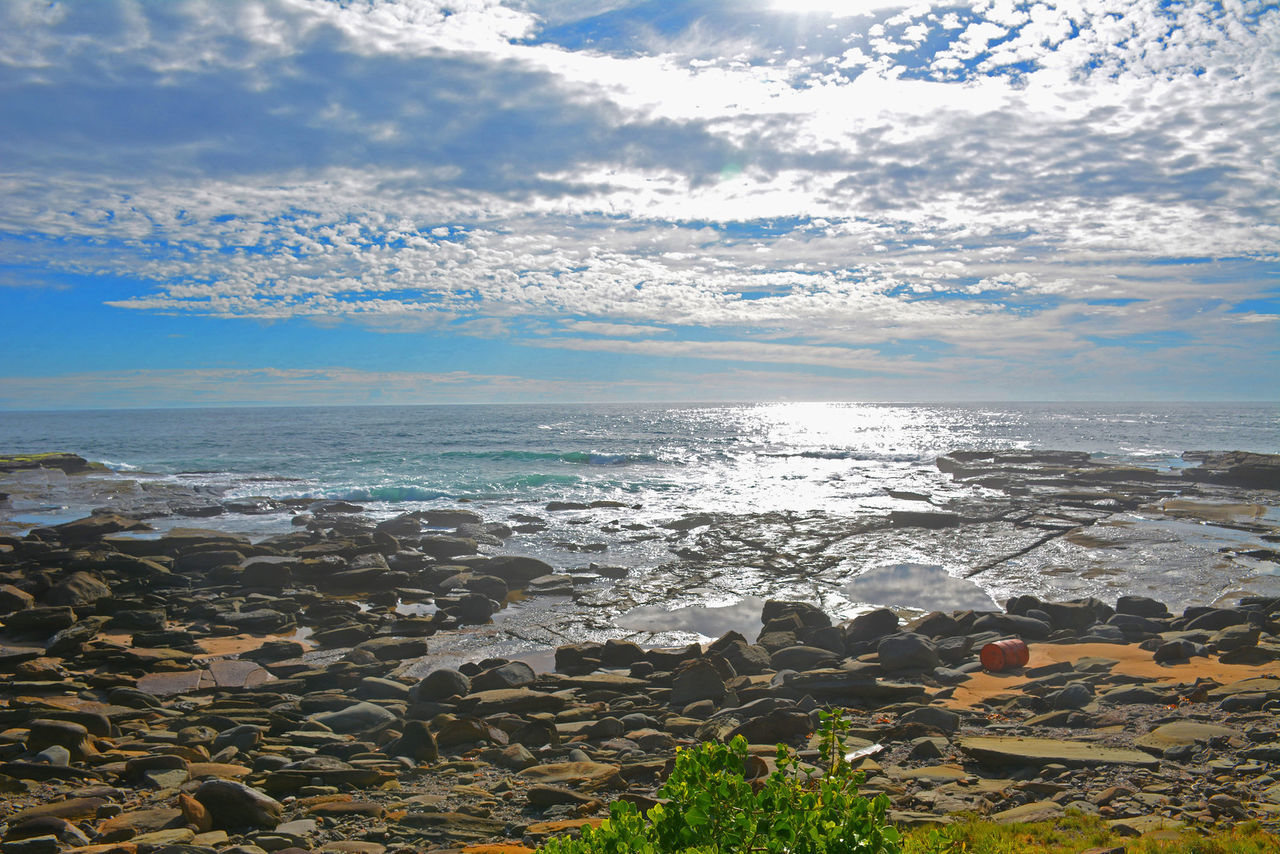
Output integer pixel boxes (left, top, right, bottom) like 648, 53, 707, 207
0, 449, 1276, 849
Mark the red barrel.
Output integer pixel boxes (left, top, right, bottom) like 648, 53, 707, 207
981, 638, 1029, 672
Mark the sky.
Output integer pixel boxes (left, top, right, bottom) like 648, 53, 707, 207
0, 0, 1277, 409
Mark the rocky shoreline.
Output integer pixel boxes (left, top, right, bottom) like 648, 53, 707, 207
0, 450, 1278, 853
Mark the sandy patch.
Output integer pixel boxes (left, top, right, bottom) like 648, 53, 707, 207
942, 642, 1280, 709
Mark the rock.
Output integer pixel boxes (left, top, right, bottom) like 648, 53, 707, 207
471, 661, 536, 692
459, 688, 565, 716
958, 736, 1159, 768
2, 606, 77, 636
481, 555, 556, 587
769, 645, 839, 671
971, 612, 1052, 640
1116, 595, 1170, 618
412, 668, 471, 702
1153, 639, 1205, 662
1052, 682, 1094, 710
384, 720, 438, 763
445, 592, 497, 624
240, 557, 295, 589
670, 659, 727, 706
898, 706, 960, 734
991, 801, 1064, 824
308, 702, 398, 734
1183, 608, 1249, 632
517, 761, 623, 790
0, 584, 35, 614
44, 571, 112, 606
25, 719, 97, 761
843, 609, 900, 644
877, 633, 940, 672
193, 780, 283, 830
1135, 721, 1240, 755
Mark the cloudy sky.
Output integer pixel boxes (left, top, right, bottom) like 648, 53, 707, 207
1, 0, 1276, 408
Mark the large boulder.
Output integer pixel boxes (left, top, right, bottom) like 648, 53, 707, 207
877, 633, 941, 672
193, 780, 283, 830
480, 555, 557, 588
44, 572, 111, 607
843, 609, 900, 645
412, 668, 471, 702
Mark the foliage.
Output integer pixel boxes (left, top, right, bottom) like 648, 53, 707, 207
539, 710, 902, 854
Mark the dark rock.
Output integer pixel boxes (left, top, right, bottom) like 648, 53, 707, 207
877, 633, 940, 672
384, 720, 438, 763
43, 571, 111, 607
193, 780, 283, 830
2, 606, 76, 636
471, 661, 536, 692
1116, 595, 1171, 618
412, 668, 471, 702
770, 645, 839, 671
308, 702, 398, 734
1153, 639, 1205, 662
481, 555, 557, 587
843, 609, 900, 644
671, 659, 727, 706
898, 706, 960, 734
761, 600, 831, 628
972, 612, 1052, 640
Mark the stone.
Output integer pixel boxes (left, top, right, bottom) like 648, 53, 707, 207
308, 702, 398, 734
1053, 682, 1094, 710
1135, 721, 1241, 755
384, 720, 439, 763
1116, 595, 1171, 618
844, 609, 899, 644
193, 780, 284, 830
459, 688, 565, 716
25, 719, 97, 761
958, 736, 1159, 768
0, 584, 35, 614
517, 761, 623, 790
481, 555, 556, 587
877, 633, 940, 672
1153, 639, 1203, 662
2, 606, 76, 636
471, 661, 536, 692
44, 571, 111, 606
898, 706, 960, 734
991, 801, 1064, 824
769, 645, 839, 671
670, 659, 727, 706
412, 668, 471, 701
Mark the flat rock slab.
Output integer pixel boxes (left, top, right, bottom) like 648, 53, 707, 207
892, 764, 971, 783
958, 736, 1159, 768
517, 761, 623, 789
991, 800, 1064, 824
1135, 721, 1241, 755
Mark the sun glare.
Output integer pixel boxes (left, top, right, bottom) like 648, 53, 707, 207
766, 0, 908, 17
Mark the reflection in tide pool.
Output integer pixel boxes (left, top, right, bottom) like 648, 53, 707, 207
843, 563, 997, 613
619, 596, 768, 641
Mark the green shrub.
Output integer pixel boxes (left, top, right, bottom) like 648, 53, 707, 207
539, 711, 902, 854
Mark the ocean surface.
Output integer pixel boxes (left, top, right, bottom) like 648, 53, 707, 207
2, 402, 1278, 661
1, 401, 1276, 535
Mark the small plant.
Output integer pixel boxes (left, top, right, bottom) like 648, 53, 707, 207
539, 710, 902, 854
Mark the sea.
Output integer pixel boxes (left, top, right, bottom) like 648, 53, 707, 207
1, 401, 1277, 660
1, 401, 1276, 538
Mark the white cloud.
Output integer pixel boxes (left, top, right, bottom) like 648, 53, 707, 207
0, 0, 1276, 398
